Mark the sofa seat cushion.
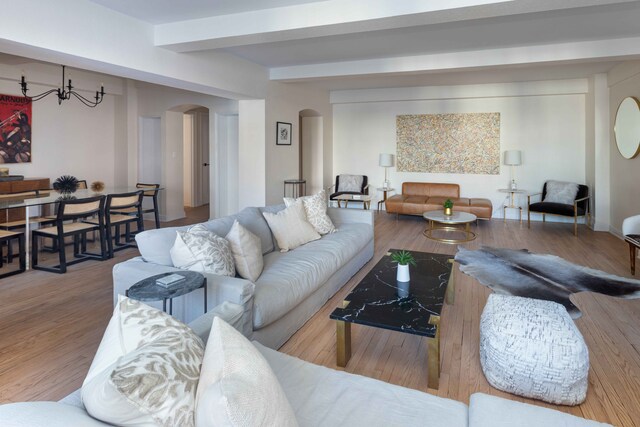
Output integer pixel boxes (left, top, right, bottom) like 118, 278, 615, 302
529, 202, 585, 217
255, 342, 468, 427
469, 198, 493, 219
253, 222, 373, 329
469, 393, 610, 427
0, 402, 111, 426
398, 196, 428, 215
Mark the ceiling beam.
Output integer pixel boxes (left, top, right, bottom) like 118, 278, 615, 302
269, 37, 640, 81
154, 0, 633, 52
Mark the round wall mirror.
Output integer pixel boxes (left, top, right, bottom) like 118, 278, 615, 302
614, 96, 640, 159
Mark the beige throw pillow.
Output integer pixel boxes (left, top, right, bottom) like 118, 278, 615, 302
262, 200, 320, 252
82, 296, 204, 427
195, 317, 299, 427
225, 220, 263, 282
170, 224, 235, 277
284, 189, 335, 235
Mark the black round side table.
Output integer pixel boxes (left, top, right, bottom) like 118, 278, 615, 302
126, 271, 207, 315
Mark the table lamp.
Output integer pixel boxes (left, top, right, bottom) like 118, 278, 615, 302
379, 153, 395, 188
504, 150, 522, 190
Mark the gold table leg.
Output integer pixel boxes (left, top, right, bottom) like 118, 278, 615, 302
446, 259, 455, 305
336, 301, 352, 367
427, 314, 441, 389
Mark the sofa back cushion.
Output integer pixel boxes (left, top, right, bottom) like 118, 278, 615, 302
402, 182, 460, 198
136, 206, 277, 266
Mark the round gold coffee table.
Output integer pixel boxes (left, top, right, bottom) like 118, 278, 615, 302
423, 210, 477, 244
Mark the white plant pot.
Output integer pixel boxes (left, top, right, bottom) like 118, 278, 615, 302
397, 264, 410, 282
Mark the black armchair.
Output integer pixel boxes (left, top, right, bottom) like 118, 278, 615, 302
327, 175, 370, 204
527, 182, 590, 236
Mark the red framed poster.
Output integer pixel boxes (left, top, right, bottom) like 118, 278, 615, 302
0, 94, 32, 163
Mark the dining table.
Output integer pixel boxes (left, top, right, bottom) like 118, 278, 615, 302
0, 187, 163, 270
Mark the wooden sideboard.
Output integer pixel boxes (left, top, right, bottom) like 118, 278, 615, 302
0, 178, 50, 222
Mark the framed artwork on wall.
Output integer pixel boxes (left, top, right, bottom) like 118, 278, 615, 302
0, 94, 32, 163
276, 121, 292, 145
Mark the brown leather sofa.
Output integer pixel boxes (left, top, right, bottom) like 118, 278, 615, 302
385, 182, 493, 219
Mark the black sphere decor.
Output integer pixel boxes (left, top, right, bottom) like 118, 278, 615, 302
53, 175, 79, 194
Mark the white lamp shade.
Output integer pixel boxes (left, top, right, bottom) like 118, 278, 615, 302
379, 153, 395, 167
504, 150, 522, 166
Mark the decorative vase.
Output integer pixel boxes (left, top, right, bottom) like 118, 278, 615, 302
397, 263, 410, 282
444, 207, 452, 216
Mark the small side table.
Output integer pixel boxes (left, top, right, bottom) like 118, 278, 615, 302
284, 179, 306, 198
498, 189, 527, 223
126, 271, 207, 315
334, 194, 372, 210
376, 187, 395, 211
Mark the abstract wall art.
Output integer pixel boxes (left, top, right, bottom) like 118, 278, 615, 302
396, 113, 500, 175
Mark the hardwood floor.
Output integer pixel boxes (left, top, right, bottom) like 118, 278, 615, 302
0, 208, 638, 425
280, 214, 640, 427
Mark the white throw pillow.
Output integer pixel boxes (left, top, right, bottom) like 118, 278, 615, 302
543, 180, 579, 205
82, 296, 204, 427
170, 224, 235, 276
284, 189, 335, 235
337, 174, 363, 192
195, 317, 298, 427
225, 220, 264, 282
262, 200, 320, 252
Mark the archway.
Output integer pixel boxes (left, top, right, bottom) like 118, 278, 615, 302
298, 109, 323, 195
138, 104, 210, 222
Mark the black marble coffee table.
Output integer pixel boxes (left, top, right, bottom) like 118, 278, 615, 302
126, 271, 207, 315
330, 250, 455, 389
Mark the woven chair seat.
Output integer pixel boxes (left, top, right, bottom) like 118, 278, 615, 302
0, 217, 56, 229
0, 229, 21, 239
85, 214, 138, 225
35, 222, 98, 236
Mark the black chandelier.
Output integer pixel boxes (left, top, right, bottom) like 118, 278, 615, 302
20, 65, 105, 107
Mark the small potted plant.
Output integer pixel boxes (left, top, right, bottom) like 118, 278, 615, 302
391, 250, 416, 282
444, 198, 454, 216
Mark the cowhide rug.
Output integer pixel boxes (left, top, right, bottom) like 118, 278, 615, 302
454, 246, 640, 318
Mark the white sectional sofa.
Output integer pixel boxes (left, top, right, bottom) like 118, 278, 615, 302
112, 205, 375, 349
0, 306, 610, 427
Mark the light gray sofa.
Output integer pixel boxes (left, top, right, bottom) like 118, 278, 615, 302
0, 305, 610, 427
112, 205, 375, 349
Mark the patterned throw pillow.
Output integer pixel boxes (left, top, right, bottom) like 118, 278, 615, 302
82, 297, 205, 427
337, 174, 363, 192
170, 224, 235, 276
196, 317, 299, 427
543, 181, 579, 205
225, 220, 264, 282
284, 189, 336, 235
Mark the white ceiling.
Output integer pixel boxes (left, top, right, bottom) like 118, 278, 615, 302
88, 0, 327, 24
43, 1, 640, 91
223, 3, 640, 67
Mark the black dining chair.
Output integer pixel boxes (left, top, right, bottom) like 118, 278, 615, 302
31, 195, 107, 274
113, 183, 160, 230
85, 191, 144, 258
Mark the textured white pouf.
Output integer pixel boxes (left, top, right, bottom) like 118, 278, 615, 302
480, 294, 589, 405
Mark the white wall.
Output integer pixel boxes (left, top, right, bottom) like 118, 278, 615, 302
264, 82, 333, 205
0, 63, 120, 188
332, 81, 587, 220
239, 100, 266, 209
216, 114, 239, 215
183, 114, 194, 206
134, 82, 238, 219
608, 61, 640, 234
301, 116, 324, 194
